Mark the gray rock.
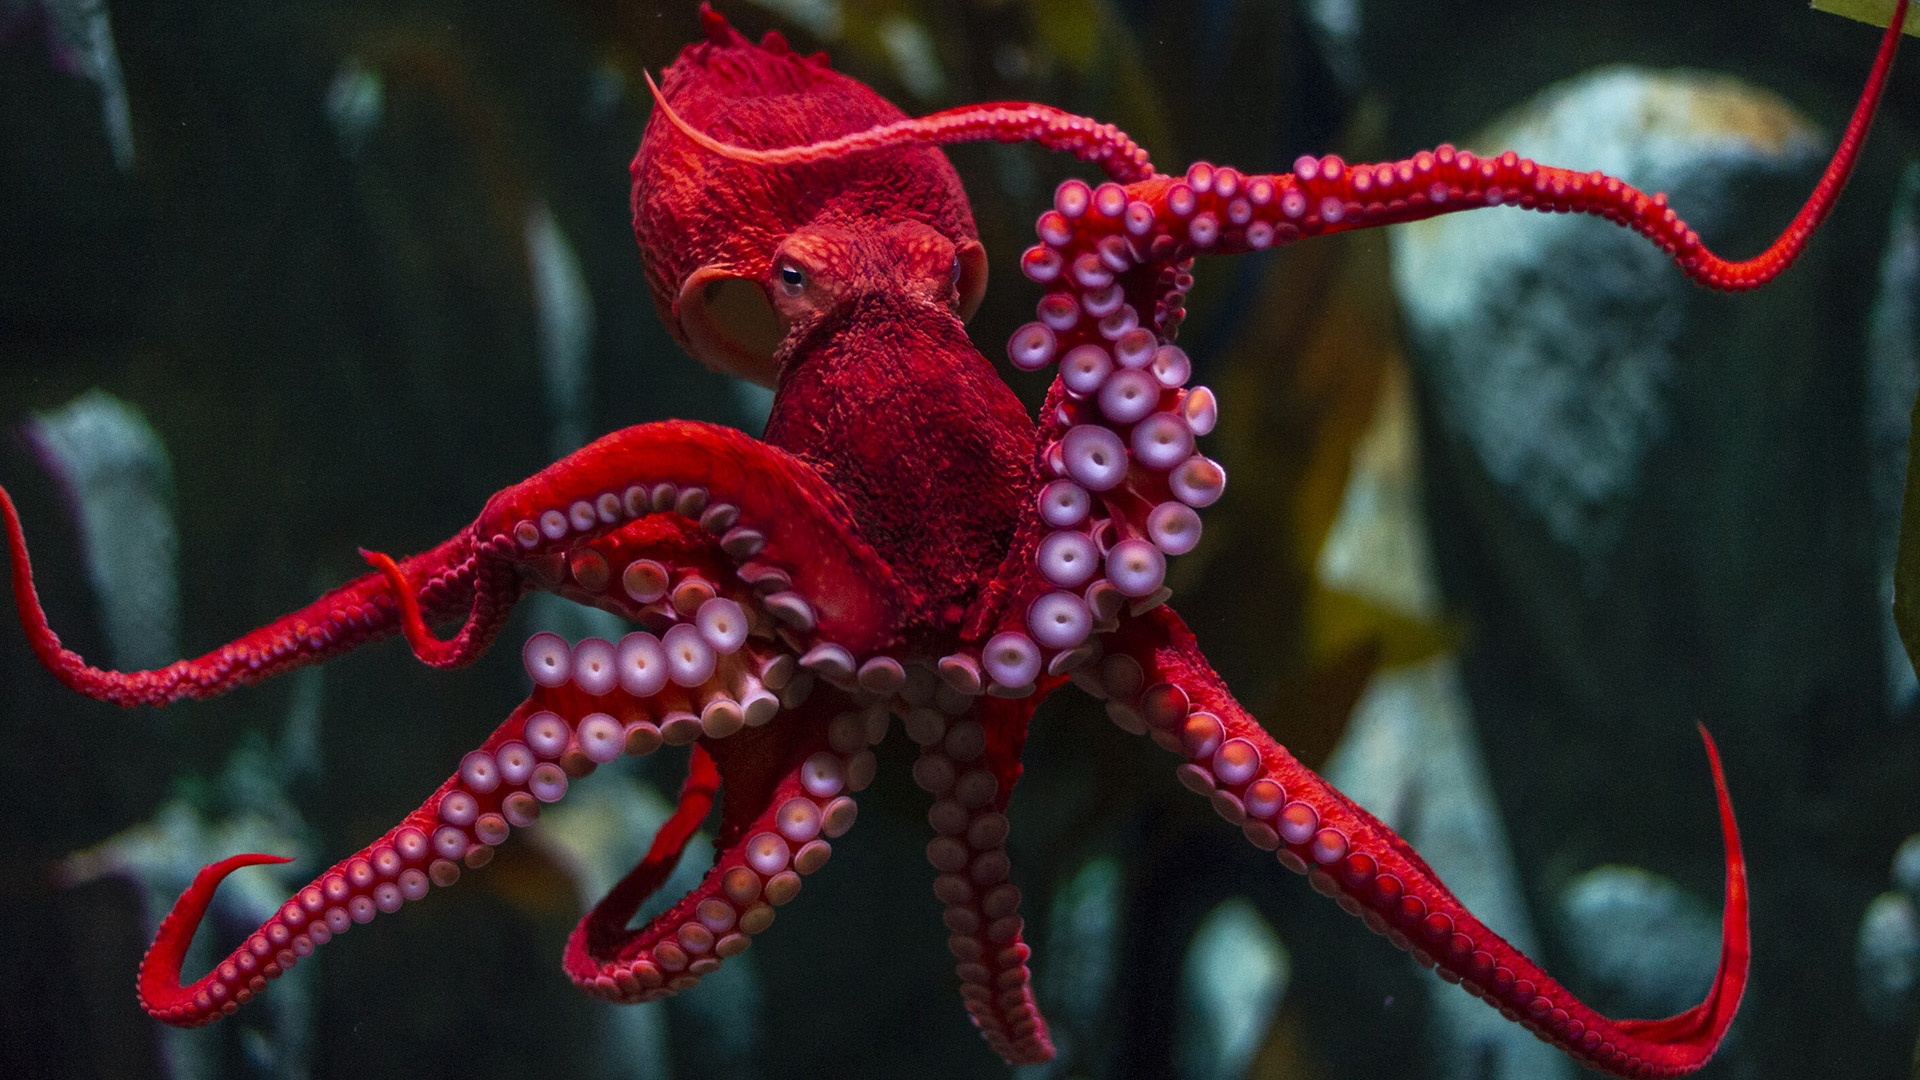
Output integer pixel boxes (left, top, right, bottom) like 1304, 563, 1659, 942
1177, 898, 1290, 1080
1029, 855, 1124, 1079
25, 390, 179, 671
1392, 65, 1882, 737
6, 0, 135, 168
1556, 865, 1720, 1018
1892, 833, 1920, 896
1393, 68, 1822, 577
1390, 63, 1895, 1079
60, 668, 321, 1080
527, 199, 597, 460
1856, 891, 1920, 1022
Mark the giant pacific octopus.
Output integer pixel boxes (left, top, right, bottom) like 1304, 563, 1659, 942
2, 3, 1909, 1076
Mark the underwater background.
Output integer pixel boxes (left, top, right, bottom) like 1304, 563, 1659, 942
2, 1, 1918, 1078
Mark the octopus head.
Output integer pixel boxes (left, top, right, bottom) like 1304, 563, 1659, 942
631, 5, 984, 389
765, 220, 986, 346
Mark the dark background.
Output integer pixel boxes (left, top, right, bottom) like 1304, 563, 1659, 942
2, 1, 1916, 1078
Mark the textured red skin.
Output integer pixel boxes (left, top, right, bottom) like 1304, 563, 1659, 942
630, 8, 978, 359
3, 1, 1907, 1074
630, 12, 1031, 630
479, 421, 908, 650
760, 246, 1036, 632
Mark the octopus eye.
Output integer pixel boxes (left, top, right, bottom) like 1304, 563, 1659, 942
949, 254, 962, 286
777, 262, 807, 297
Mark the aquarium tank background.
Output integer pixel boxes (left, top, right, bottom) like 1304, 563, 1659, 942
1, 1, 1916, 1078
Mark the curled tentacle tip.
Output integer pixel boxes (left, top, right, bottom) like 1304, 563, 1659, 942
166, 852, 296, 912
358, 547, 416, 615
1601, 720, 1747, 1067
139, 852, 295, 1018
361, 547, 462, 665
359, 547, 400, 575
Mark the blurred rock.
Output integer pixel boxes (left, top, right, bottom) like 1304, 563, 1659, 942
534, 767, 731, 1080
1303, 0, 1365, 90
732, 381, 776, 435
326, 57, 383, 160
1858, 832, 1920, 1024
1394, 68, 1822, 574
2, 0, 133, 167
1556, 865, 1719, 1019
1871, 164, 1920, 709
1028, 855, 1124, 1079
1892, 833, 1920, 895
527, 198, 596, 460
25, 390, 179, 671
875, 14, 944, 103
1176, 898, 1289, 1080
1389, 70, 1874, 736
1316, 362, 1440, 622
1857, 891, 1920, 1022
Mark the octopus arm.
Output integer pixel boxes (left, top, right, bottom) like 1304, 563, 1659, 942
1020, 0, 1905, 335
562, 743, 721, 988
1283, 0, 1907, 290
563, 693, 864, 1000
129, 412, 939, 1026
4, 418, 913, 705
472, 420, 907, 655
904, 690, 1057, 1064
137, 696, 566, 1025
1096, 605, 1747, 1080
136, 654, 882, 1025
645, 68, 1156, 184
1, 483, 485, 707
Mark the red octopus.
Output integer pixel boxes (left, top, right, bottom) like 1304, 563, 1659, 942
1, 3, 1908, 1076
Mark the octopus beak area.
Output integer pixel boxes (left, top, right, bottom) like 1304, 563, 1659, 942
135, 684, 874, 1025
